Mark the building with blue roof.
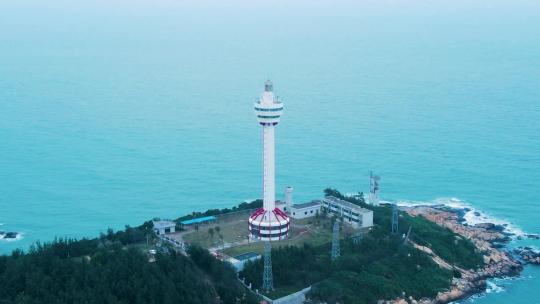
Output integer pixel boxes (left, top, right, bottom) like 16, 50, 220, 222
180, 216, 217, 226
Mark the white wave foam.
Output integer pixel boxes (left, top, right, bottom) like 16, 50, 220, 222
486, 280, 504, 294
453, 276, 532, 303
521, 246, 540, 253
0, 232, 24, 242
391, 197, 527, 237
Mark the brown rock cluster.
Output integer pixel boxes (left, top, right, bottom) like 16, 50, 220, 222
514, 247, 540, 265
385, 206, 524, 304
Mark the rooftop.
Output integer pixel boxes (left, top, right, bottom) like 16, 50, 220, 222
292, 200, 322, 209
233, 252, 261, 261
323, 196, 373, 214
180, 215, 217, 225
152, 220, 176, 229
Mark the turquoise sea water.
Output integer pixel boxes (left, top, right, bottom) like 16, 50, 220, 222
1, 0, 539, 302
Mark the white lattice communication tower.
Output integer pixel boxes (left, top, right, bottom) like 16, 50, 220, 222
368, 171, 381, 205
331, 221, 340, 261
391, 204, 399, 234
262, 241, 273, 292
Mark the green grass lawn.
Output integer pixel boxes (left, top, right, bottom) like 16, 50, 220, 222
222, 223, 333, 256
180, 210, 254, 248
182, 218, 249, 248
222, 216, 363, 257
183, 212, 367, 260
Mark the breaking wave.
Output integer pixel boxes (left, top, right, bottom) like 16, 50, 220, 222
0, 224, 24, 243
383, 197, 528, 238
485, 280, 504, 294
0, 232, 24, 242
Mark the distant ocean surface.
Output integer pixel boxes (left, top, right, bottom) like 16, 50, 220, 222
1, 0, 539, 302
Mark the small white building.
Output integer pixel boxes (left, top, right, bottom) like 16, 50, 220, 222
275, 200, 287, 212
321, 196, 373, 228
284, 186, 294, 212
289, 201, 322, 219
227, 252, 261, 272
152, 220, 176, 235
277, 186, 295, 213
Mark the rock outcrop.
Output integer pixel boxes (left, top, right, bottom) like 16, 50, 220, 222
385, 206, 524, 304
514, 247, 540, 265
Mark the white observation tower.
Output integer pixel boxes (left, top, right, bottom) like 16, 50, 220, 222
248, 80, 290, 241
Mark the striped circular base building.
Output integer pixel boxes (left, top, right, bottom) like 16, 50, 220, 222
248, 207, 290, 241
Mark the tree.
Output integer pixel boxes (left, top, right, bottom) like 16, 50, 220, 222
219, 234, 224, 249
0, 239, 258, 304
321, 207, 328, 219
208, 228, 215, 241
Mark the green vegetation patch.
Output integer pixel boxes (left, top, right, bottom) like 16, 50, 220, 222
241, 235, 453, 303
177, 199, 262, 223
404, 213, 484, 269
326, 188, 484, 270
183, 215, 250, 249
0, 190, 484, 304
0, 228, 257, 304
221, 216, 338, 257
240, 189, 484, 303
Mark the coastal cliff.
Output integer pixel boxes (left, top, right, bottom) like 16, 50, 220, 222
385, 205, 523, 304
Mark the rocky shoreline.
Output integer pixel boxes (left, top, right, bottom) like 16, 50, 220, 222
513, 247, 540, 265
387, 205, 528, 304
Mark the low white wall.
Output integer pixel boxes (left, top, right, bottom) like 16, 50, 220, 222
237, 276, 311, 304
290, 206, 320, 219
270, 286, 311, 304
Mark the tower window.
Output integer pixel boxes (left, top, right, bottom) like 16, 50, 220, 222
264, 80, 273, 92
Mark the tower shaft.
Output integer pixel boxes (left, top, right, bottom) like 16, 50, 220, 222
248, 80, 290, 241
262, 125, 276, 211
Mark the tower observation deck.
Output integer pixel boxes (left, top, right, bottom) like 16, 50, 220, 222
248, 80, 290, 241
